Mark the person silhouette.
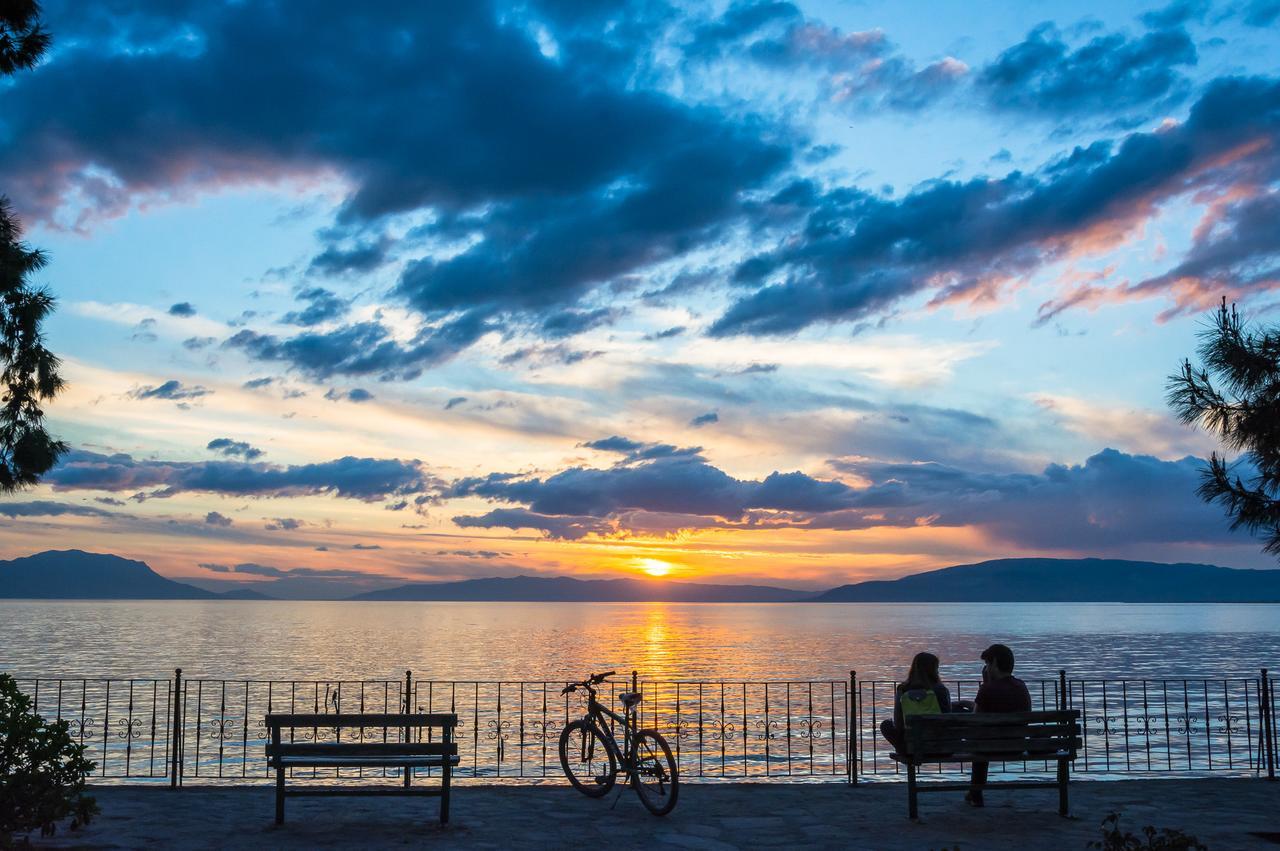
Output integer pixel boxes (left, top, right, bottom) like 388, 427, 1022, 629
965, 643, 1032, 807
879, 651, 952, 754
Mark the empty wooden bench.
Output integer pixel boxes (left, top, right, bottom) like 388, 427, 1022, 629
892, 710, 1081, 819
265, 712, 459, 825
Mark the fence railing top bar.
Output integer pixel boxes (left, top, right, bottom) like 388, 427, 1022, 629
638, 679, 850, 685
9, 675, 173, 684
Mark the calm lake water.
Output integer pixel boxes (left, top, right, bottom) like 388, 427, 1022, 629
2, 600, 1278, 682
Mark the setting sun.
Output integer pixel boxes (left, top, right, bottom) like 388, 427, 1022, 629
637, 558, 673, 578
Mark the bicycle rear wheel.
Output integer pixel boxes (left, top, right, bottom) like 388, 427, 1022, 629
630, 729, 678, 815
559, 720, 617, 797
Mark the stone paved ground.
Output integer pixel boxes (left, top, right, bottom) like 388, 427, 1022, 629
26, 779, 1280, 849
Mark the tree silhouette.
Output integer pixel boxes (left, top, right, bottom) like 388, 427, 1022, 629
1167, 299, 1280, 559
0, 1, 49, 76
0, 0, 65, 493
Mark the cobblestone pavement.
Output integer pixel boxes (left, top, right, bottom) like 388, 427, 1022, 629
28, 779, 1280, 849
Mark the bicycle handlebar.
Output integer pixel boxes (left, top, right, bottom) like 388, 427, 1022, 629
561, 670, 618, 695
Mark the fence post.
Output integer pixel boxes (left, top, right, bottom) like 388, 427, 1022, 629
169, 668, 182, 788
848, 670, 857, 785
1263, 669, 1276, 781
404, 670, 412, 713
1059, 670, 1068, 712
632, 670, 638, 694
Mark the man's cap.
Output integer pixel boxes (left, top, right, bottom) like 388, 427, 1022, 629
981, 643, 1015, 672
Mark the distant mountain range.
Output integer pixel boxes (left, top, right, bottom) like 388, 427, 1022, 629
811, 557, 1280, 603
351, 575, 806, 602
2, 550, 1279, 603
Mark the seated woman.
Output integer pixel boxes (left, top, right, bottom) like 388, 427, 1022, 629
879, 651, 952, 755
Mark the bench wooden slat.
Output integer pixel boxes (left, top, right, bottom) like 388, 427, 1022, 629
267, 742, 457, 757
266, 713, 457, 728
912, 723, 1080, 740
905, 710, 1076, 725
908, 738, 1082, 755
271, 755, 461, 768
892, 750, 1075, 763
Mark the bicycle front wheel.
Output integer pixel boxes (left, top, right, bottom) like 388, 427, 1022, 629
559, 720, 617, 797
630, 729, 678, 815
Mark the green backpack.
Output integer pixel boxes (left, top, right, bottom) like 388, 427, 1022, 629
900, 687, 942, 720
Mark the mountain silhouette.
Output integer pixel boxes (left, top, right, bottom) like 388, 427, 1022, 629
0, 550, 272, 599
350, 575, 807, 602
3, 551, 1278, 602
810, 557, 1280, 603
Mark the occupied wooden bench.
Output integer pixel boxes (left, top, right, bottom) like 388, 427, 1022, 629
265, 713, 459, 826
891, 710, 1081, 819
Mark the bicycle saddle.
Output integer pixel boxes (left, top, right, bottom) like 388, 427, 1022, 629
619, 691, 643, 708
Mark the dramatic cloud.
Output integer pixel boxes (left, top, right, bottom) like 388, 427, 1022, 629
827, 449, 1243, 550
5, 1, 791, 372
204, 511, 233, 527
46, 449, 436, 502
224, 316, 490, 380
452, 441, 1245, 549
206, 438, 264, 460
686, 4, 967, 112
977, 23, 1196, 116
449, 450, 869, 537
713, 76, 1280, 336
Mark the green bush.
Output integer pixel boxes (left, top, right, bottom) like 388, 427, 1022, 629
0, 674, 97, 846
1089, 811, 1208, 851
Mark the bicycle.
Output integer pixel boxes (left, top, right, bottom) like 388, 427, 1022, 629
557, 670, 679, 816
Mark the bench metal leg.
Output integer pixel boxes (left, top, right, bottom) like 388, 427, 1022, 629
440, 760, 452, 824
906, 762, 918, 820
275, 766, 285, 825
1057, 759, 1069, 816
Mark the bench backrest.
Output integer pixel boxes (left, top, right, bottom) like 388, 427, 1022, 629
265, 713, 458, 731
904, 710, 1081, 759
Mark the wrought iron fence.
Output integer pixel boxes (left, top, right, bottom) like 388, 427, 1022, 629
10, 669, 1278, 785
856, 674, 1278, 780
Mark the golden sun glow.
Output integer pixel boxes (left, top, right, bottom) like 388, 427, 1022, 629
637, 558, 673, 578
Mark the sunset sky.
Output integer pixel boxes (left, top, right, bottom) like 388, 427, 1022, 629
3, 0, 1279, 596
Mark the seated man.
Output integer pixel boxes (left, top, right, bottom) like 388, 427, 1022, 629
966, 643, 1031, 807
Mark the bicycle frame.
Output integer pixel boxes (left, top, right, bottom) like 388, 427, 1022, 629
579, 687, 637, 771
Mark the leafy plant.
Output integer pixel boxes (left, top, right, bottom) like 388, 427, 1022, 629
0, 674, 97, 846
1088, 811, 1208, 851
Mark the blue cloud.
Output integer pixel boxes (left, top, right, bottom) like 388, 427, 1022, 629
168, 301, 197, 317
978, 22, 1196, 116
281, 287, 349, 327
207, 438, 264, 460
713, 76, 1280, 336
47, 449, 435, 502
129, 379, 212, 401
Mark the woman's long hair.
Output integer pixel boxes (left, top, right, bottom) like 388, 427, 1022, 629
899, 652, 941, 693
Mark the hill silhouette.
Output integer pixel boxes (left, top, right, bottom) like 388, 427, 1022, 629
350, 575, 807, 602
811, 557, 1280, 603
3, 551, 1278, 602
0, 550, 271, 599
